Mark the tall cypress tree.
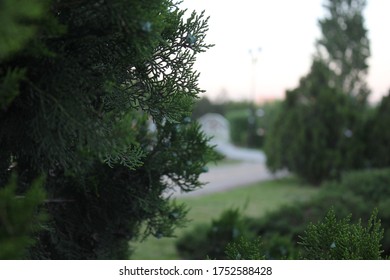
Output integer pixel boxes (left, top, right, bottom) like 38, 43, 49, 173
0, 0, 217, 259
265, 0, 369, 184
317, 0, 370, 103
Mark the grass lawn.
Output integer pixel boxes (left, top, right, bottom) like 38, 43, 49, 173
130, 176, 318, 260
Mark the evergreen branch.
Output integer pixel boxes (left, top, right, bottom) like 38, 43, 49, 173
26, 80, 83, 127
15, 196, 75, 203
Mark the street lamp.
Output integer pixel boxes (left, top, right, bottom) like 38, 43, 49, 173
247, 47, 261, 147
248, 47, 262, 103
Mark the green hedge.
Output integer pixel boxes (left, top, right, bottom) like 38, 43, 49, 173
176, 208, 255, 260
225, 209, 384, 260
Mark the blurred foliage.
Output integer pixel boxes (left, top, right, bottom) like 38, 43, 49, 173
265, 60, 365, 184
192, 97, 226, 119
0, 0, 52, 59
365, 90, 390, 168
192, 97, 282, 149
223, 101, 259, 148
0, 174, 46, 259
225, 107, 252, 147
176, 208, 255, 259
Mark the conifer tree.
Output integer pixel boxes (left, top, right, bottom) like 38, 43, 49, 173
366, 90, 390, 168
265, 0, 369, 184
265, 60, 362, 184
317, 0, 370, 103
0, 0, 217, 259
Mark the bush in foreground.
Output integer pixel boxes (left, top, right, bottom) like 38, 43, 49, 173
225, 209, 384, 260
299, 209, 384, 259
253, 168, 390, 258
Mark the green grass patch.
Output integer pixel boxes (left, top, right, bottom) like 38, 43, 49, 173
130, 176, 318, 260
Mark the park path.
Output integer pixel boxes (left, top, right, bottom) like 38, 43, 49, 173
169, 159, 288, 198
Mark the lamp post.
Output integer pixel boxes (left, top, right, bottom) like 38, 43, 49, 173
249, 47, 261, 103
247, 47, 261, 147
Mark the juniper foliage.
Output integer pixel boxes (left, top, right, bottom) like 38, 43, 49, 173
0, 0, 217, 259
222, 209, 385, 260
299, 209, 384, 260
225, 237, 265, 260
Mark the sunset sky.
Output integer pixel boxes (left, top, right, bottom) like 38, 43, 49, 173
180, 0, 390, 103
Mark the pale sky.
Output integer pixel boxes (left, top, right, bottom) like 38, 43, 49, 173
180, 0, 390, 103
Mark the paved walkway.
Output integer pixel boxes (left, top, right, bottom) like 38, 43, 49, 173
163, 143, 288, 198
169, 161, 288, 198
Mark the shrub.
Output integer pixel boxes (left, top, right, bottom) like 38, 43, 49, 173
227, 109, 253, 147
261, 233, 299, 260
226, 102, 282, 149
255, 169, 390, 257
176, 208, 255, 259
225, 209, 385, 260
299, 209, 384, 259
338, 168, 390, 203
339, 168, 390, 253
225, 237, 265, 260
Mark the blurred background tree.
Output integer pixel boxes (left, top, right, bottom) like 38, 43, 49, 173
365, 90, 390, 168
0, 0, 218, 259
265, 0, 370, 184
265, 60, 365, 184
317, 0, 370, 104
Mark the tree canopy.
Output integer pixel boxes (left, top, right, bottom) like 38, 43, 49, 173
317, 0, 370, 103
